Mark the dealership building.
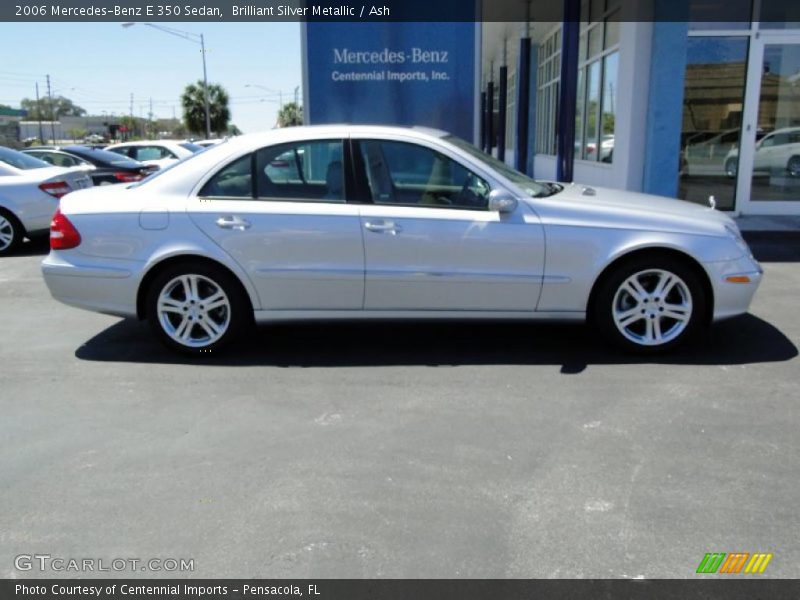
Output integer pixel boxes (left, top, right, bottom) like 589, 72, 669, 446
304, 0, 800, 216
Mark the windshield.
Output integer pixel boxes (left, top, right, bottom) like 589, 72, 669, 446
0, 147, 51, 170
443, 135, 560, 198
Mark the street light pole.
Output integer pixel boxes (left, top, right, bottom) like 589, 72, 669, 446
122, 22, 211, 139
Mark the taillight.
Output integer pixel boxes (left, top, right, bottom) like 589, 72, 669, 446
113, 172, 143, 182
50, 209, 81, 250
39, 181, 72, 199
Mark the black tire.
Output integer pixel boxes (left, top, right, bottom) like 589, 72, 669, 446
725, 158, 738, 179
0, 209, 24, 256
592, 255, 707, 354
788, 156, 800, 178
145, 261, 250, 355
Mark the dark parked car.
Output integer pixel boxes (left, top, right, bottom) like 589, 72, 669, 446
22, 146, 156, 186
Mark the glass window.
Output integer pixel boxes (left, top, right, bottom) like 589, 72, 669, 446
199, 154, 253, 199
256, 140, 345, 203
750, 44, 800, 202
535, 27, 562, 156
679, 37, 749, 210
576, 13, 620, 164
359, 140, 491, 210
0, 147, 50, 170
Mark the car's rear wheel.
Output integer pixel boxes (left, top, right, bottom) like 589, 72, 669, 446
0, 210, 23, 256
725, 158, 738, 178
145, 263, 248, 354
788, 156, 800, 178
593, 256, 707, 353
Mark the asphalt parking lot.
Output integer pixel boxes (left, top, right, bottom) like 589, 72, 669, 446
1, 238, 798, 579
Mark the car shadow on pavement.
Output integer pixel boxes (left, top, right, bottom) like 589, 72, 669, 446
12, 236, 50, 257
75, 314, 796, 374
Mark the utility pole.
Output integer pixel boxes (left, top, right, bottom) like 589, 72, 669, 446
200, 33, 211, 139
149, 97, 153, 138
34, 82, 44, 144
294, 85, 299, 106
129, 92, 134, 139
46, 74, 56, 144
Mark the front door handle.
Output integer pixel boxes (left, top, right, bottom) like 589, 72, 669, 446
216, 215, 251, 231
364, 220, 402, 235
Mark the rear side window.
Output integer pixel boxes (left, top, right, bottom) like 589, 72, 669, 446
256, 140, 345, 203
135, 146, 176, 161
199, 154, 253, 198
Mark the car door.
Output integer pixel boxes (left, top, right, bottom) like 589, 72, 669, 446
353, 137, 544, 312
188, 138, 365, 311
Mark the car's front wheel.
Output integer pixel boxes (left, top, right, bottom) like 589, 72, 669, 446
145, 262, 249, 354
593, 256, 707, 353
0, 210, 23, 256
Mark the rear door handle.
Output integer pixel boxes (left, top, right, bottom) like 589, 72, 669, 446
364, 220, 402, 235
216, 215, 251, 231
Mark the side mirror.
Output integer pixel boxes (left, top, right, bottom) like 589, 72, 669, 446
488, 189, 518, 214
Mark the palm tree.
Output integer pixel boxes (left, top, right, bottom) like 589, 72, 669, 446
181, 80, 231, 137
277, 102, 303, 128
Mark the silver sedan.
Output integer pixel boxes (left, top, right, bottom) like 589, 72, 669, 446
42, 126, 762, 354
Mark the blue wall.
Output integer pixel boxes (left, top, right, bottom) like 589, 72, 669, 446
305, 21, 477, 141
642, 0, 690, 197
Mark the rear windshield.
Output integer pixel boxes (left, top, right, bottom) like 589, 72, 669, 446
63, 146, 142, 167
180, 143, 204, 153
0, 147, 51, 170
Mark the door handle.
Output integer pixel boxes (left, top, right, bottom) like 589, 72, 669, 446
364, 220, 402, 235
215, 215, 251, 231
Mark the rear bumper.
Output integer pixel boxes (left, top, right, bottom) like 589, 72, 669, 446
704, 253, 763, 322
41, 252, 140, 318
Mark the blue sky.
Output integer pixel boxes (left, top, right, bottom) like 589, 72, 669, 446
0, 22, 302, 134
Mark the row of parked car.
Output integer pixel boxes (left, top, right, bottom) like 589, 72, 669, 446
0, 139, 222, 255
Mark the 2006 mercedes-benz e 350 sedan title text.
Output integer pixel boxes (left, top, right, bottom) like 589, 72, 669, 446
42, 125, 762, 354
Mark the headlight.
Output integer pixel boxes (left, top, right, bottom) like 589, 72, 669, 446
725, 224, 751, 255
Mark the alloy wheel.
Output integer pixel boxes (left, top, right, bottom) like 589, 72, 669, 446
156, 274, 231, 348
612, 269, 693, 347
0, 214, 16, 252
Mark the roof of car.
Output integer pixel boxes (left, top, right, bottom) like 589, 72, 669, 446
213, 125, 451, 153
106, 140, 190, 148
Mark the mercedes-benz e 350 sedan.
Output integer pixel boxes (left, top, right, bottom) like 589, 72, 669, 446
42, 126, 762, 354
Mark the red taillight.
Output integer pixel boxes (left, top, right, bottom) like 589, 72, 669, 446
39, 181, 72, 199
113, 171, 143, 182
50, 209, 81, 250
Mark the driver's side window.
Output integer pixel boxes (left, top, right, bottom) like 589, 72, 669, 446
358, 140, 490, 210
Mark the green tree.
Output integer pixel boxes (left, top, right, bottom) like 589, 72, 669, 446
227, 124, 242, 136
20, 96, 86, 120
181, 80, 230, 137
277, 102, 303, 128
66, 128, 87, 142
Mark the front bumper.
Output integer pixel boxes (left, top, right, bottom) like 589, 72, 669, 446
704, 253, 763, 321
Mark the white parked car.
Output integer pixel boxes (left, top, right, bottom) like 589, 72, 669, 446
42, 126, 762, 354
0, 147, 92, 255
724, 126, 800, 178
104, 140, 204, 170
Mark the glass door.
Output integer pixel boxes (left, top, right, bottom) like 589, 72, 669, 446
737, 35, 800, 214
